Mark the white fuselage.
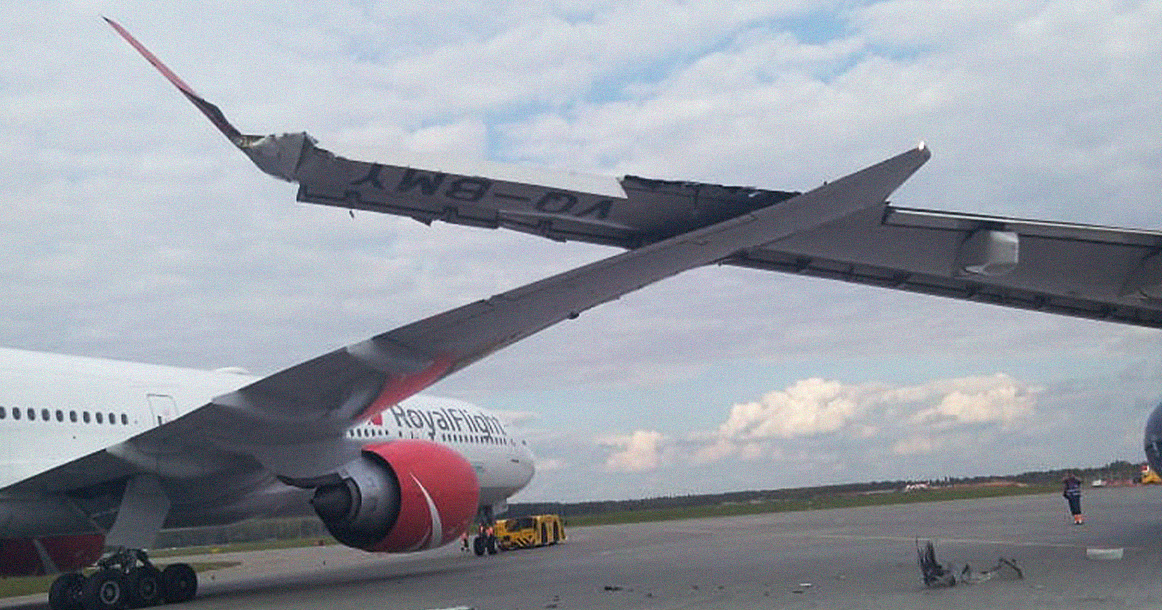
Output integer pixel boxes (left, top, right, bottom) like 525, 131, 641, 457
0, 347, 535, 538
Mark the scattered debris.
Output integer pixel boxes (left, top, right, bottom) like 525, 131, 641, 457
603, 585, 623, 592
916, 540, 1023, 588
960, 558, 1023, 583
917, 540, 956, 587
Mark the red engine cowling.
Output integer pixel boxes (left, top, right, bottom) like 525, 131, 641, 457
310, 440, 479, 552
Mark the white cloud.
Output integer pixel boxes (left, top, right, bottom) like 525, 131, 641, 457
679, 374, 1041, 466
601, 429, 669, 473
717, 377, 866, 440
909, 374, 1039, 431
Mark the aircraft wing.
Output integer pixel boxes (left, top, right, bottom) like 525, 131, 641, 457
176, 144, 930, 480
4, 144, 924, 497
6, 147, 927, 492
106, 18, 1162, 330
105, 18, 798, 249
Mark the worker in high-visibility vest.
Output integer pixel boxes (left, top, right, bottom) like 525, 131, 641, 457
1063, 473, 1084, 524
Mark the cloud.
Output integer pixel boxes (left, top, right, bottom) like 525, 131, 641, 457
601, 429, 669, 473
909, 374, 1038, 431
676, 373, 1042, 464
717, 377, 865, 440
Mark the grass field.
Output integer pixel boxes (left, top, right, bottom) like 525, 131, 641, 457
566, 483, 1059, 526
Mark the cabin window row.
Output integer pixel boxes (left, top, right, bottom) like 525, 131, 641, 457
344, 428, 512, 446
0, 406, 129, 426
441, 433, 511, 445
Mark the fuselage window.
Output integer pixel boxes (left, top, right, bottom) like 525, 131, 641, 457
121, 414, 128, 425
70, 411, 77, 423
42, 409, 50, 421
95, 412, 103, 424
27, 408, 35, 421
56, 410, 64, 422
108, 412, 115, 425
83, 411, 90, 424
13, 408, 20, 420
0, 406, 5, 419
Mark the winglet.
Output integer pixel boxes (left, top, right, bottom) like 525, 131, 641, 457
104, 17, 252, 146
105, 17, 313, 181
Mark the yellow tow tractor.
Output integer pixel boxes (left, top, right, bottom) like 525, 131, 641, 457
1141, 463, 1161, 485
495, 514, 566, 551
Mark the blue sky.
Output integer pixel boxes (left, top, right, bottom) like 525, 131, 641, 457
1, 1, 1161, 501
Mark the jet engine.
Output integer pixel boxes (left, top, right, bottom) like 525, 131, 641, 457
310, 440, 479, 552
1144, 401, 1162, 477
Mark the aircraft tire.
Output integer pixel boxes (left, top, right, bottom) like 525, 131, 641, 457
48, 572, 85, 610
486, 535, 498, 555
473, 535, 487, 556
160, 563, 197, 604
126, 565, 163, 608
81, 569, 127, 610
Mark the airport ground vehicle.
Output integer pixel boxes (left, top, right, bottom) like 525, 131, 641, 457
495, 515, 566, 551
1141, 464, 1161, 484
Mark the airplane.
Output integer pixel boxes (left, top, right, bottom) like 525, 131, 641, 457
0, 16, 1159, 610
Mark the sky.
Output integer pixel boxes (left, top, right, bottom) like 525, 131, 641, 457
1, 1, 1161, 502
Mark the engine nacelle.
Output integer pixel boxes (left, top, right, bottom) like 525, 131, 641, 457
1144, 401, 1162, 476
310, 440, 479, 552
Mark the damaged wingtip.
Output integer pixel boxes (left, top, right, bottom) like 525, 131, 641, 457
105, 16, 251, 147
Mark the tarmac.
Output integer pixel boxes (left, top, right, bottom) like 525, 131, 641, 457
7, 484, 1162, 609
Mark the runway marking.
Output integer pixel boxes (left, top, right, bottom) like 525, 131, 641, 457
807, 533, 1141, 550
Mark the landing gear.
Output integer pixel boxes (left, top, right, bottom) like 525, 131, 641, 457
81, 569, 127, 610
472, 532, 498, 556
47, 572, 85, 610
160, 563, 197, 604
47, 549, 197, 610
471, 504, 498, 557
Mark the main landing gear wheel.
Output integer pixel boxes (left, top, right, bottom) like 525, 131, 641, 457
471, 534, 498, 556
48, 572, 86, 610
161, 563, 197, 604
47, 549, 199, 610
127, 565, 163, 607
81, 570, 127, 610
